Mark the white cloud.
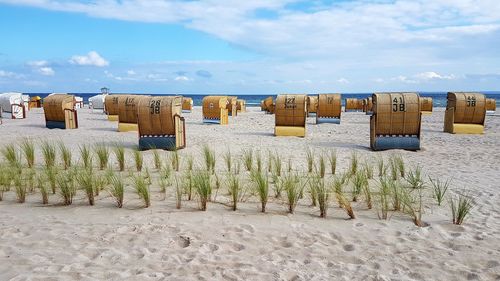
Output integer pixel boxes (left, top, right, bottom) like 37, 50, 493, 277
127, 70, 136, 75
27, 60, 49, 67
174, 75, 190, 81
69, 51, 109, 67
414, 71, 456, 80
0, 70, 23, 79
337, 78, 349, 84
38, 67, 55, 76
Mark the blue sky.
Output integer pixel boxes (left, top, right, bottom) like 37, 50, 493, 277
0, 0, 499, 94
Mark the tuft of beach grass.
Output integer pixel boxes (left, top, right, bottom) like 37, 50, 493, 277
113, 144, 126, 171
133, 175, 150, 208
58, 142, 72, 170
133, 149, 143, 172
79, 145, 93, 170
328, 149, 337, 175
227, 174, 242, 211
284, 173, 303, 214
312, 176, 330, 218
152, 150, 162, 170
400, 186, 425, 227
95, 145, 110, 170
37, 173, 49, 205
77, 168, 95, 205
349, 151, 358, 176
2, 144, 21, 168
14, 176, 26, 203
20, 138, 35, 168
109, 174, 124, 208
242, 149, 253, 172
223, 150, 232, 172
251, 169, 269, 213
450, 192, 474, 225
306, 147, 314, 173
333, 175, 355, 219
406, 165, 424, 189
202, 145, 215, 174
192, 170, 212, 211
429, 176, 450, 206
376, 177, 391, 219
57, 171, 76, 205
41, 141, 56, 168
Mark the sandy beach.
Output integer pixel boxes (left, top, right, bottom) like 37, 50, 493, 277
0, 106, 499, 281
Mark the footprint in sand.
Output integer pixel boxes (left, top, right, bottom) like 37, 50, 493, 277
176, 236, 191, 248
343, 244, 355, 252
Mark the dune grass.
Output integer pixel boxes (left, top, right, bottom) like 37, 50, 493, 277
2, 144, 21, 168
308, 175, 317, 206
377, 156, 386, 177
20, 138, 35, 168
390, 179, 402, 211
311, 176, 330, 218
79, 145, 93, 170
223, 150, 232, 172
306, 147, 314, 173
377, 177, 391, 219
183, 171, 193, 201
113, 144, 126, 171
57, 171, 76, 205
333, 176, 355, 219
158, 176, 168, 200
227, 174, 242, 211
389, 156, 399, 181
152, 150, 162, 170
0, 167, 10, 201
170, 149, 180, 172
287, 158, 293, 173
133, 175, 150, 208
406, 165, 424, 189
429, 177, 450, 206
14, 176, 26, 203
400, 187, 425, 227
174, 176, 182, 209
95, 145, 110, 170
267, 151, 273, 173
273, 153, 282, 177
192, 171, 212, 211
93, 174, 107, 196
186, 154, 193, 172
351, 170, 367, 202
44, 166, 57, 194
77, 168, 95, 205
109, 175, 124, 208
272, 173, 284, 198
255, 151, 262, 172
364, 162, 374, 180
242, 149, 253, 171
41, 141, 57, 168
283, 173, 303, 214
58, 142, 72, 170
450, 193, 474, 225
202, 145, 215, 174
133, 149, 143, 172
362, 179, 373, 209
349, 151, 358, 176
394, 154, 405, 178
251, 169, 269, 212
37, 174, 49, 205
328, 149, 337, 175
318, 154, 326, 178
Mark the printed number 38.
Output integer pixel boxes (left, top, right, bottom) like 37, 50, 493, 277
392, 97, 405, 112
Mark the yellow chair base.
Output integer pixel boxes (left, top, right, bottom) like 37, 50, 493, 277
275, 126, 306, 137
422, 111, 432, 115
108, 115, 118, 121
118, 123, 138, 132
451, 124, 484, 134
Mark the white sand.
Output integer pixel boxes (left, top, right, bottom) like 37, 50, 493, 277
0, 106, 499, 280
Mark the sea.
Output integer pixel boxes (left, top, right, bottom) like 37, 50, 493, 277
27, 92, 500, 107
